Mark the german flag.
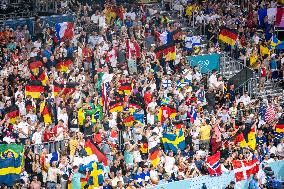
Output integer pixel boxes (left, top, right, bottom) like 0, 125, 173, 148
154, 42, 176, 61
53, 82, 62, 97
56, 59, 73, 72
168, 106, 177, 119
275, 120, 284, 139
235, 128, 256, 150
276, 124, 284, 133
62, 82, 77, 96
84, 139, 108, 165
149, 145, 160, 167
118, 83, 132, 95
25, 81, 44, 99
109, 101, 123, 113
29, 61, 43, 74
123, 115, 135, 127
139, 142, 148, 154
40, 102, 52, 124
85, 139, 97, 155
219, 27, 238, 46
37, 70, 49, 86
5, 106, 19, 124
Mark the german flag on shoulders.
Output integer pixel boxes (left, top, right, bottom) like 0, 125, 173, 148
37, 69, 49, 86
25, 80, 44, 99
154, 42, 176, 61
4, 106, 19, 124
219, 27, 238, 46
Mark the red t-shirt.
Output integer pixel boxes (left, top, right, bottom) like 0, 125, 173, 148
260, 67, 266, 77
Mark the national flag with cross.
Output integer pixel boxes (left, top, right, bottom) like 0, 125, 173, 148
206, 151, 221, 176
162, 79, 172, 89
232, 159, 259, 182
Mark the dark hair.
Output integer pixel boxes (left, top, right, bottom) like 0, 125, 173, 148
73, 165, 78, 170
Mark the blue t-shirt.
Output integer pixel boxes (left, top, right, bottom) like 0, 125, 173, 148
141, 171, 150, 183
256, 136, 266, 145
270, 59, 277, 70
133, 173, 144, 186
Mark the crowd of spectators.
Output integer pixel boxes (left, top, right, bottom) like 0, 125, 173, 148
0, 0, 284, 189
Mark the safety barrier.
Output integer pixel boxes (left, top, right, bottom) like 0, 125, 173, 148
148, 160, 284, 189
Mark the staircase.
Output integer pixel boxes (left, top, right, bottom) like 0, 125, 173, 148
254, 80, 283, 101
219, 53, 245, 79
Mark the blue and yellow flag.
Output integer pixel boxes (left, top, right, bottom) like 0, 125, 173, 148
133, 113, 144, 125
79, 161, 104, 188
162, 129, 186, 152
0, 156, 22, 186
89, 162, 104, 187
271, 35, 281, 49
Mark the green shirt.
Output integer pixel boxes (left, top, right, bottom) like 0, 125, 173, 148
71, 172, 83, 189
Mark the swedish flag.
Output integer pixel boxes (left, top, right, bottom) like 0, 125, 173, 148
90, 162, 104, 187
162, 129, 186, 152
271, 35, 281, 49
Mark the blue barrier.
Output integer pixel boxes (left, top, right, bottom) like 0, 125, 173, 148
187, 54, 220, 74
2, 14, 75, 35
148, 160, 284, 189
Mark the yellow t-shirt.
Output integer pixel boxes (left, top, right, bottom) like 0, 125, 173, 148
185, 6, 193, 16
69, 139, 78, 156
199, 125, 211, 140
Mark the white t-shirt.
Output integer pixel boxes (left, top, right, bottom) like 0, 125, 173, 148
164, 156, 175, 173
91, 14, 99, 24
32, 131, 42, 144
55, 126, 64, 141
209, 74, 218, 88
16, 122, 30, 138
16, 100, 26, 116
47, 167, 62, 182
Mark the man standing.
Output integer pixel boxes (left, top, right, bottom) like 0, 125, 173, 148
69, 165, 84, 189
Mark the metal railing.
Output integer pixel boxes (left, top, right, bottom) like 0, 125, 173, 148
219, 53, 245, 79
234, 77, 258, 98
